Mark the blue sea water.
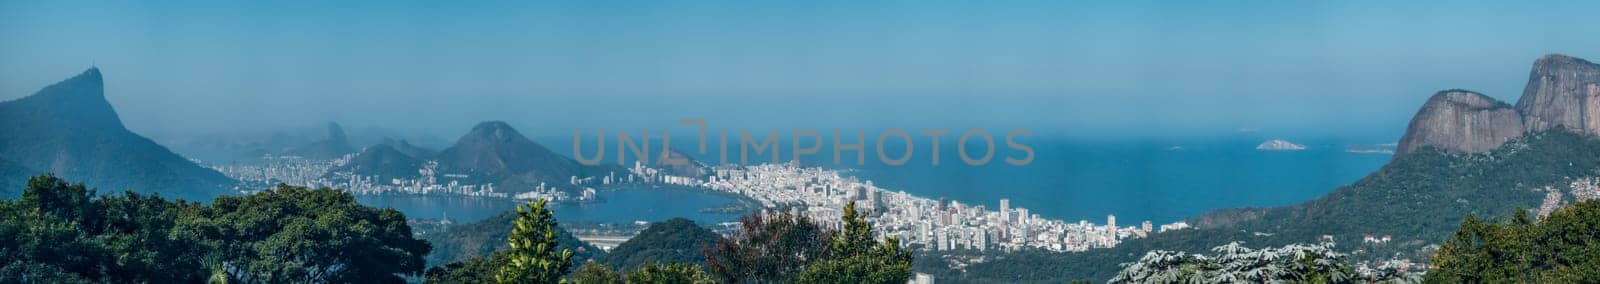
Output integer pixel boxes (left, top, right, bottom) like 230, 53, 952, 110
356, 188, 746, 224
834, 136, 1392, 224
367, 135, 1391, 225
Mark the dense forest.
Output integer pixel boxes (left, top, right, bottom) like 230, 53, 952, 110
1, 173, 913, 283
1427, 199, 1600, 282
419, 209, 600, 268
0, 174, 430, 283
594, 218, 721, 271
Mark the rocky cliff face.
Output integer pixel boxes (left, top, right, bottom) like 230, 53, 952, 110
1395, 54, 1600, 158
1395, 90, 1525, 157
1516, 54, 1600, 136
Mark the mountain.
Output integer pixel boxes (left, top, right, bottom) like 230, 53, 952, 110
946, 54, 1600, 282
1517, 54, 1600, 135
0, 159, 35, 197
420, 210, 600, 267
1395, 90, 1526, 157
0, 68, 235, 200
383, 138, 438, 160
1395, 54, 1600, 157
434, 121, 622, 191
326, 144, 424, 181
657, 148, 711, 178
284, 122, 356, 159
595, 218, 721, 271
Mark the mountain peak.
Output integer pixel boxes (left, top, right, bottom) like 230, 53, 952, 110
1517, 53, 1600, 135
470, 120, 515, 131
1430, 89, 1511, 110
4, 67, 121, 130
0, 67, 236, 199
325, 122, 348, 143
1534, 53, 1596, 66
1395, 90, 1525, 157
464, 121, 525, 141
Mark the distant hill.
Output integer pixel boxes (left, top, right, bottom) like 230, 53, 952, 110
657, 148, 712, 178
0, 159, 34, 197
595, 218, 720, 271
434, 121, 623, 191
382, 138, 438, 160
326, 144, 425, 181
284, 122, 356, 159
421, 210, 601, 268
0, 68, 235, 200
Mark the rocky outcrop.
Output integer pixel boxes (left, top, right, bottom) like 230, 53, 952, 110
1395, 90, 1525, 157
1394, 54, 1600, 158
1255, 139, 1306, 151
285, 122, 356, 159
1516, 54, 1600, 136
0, 68, 237, 199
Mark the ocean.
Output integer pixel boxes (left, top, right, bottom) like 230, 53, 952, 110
356, 187, 747, 224
835, 136, 1391, 224
362, 135, 1391, 225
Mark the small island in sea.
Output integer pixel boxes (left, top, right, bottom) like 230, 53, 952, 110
1255, 139, 1307, 151
1344, 143, 1397, 155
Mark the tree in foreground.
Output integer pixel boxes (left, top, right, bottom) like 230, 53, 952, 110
703, 209, 832, 282
199, 184, 432, 283
1108, 240, 1427, 283
1, 175, 432, 283
791, 201, 913, 284
1427, 200, 1600, 282
567, 261, 622, 284
426, 252, 506, 283
703, 201, 912, 283
623, 262, 715, 284
497, 199, 575, 284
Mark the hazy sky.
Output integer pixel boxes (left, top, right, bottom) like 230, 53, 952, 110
3, 1, 1598, 141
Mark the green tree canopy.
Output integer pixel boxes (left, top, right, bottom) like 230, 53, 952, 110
1, 175, 433, 283
1427, 200, 1600, 282
497, 199, 575, 284
703, 209, 832, 283
568, 261, 623, 284
792, 201, 913, 284
623, 262, 715, 284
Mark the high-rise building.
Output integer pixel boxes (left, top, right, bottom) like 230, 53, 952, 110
937, 231, 950, 251
1142, 220, 1153, 233
999, 198, 1011, 224
1107, 214, 1118, 241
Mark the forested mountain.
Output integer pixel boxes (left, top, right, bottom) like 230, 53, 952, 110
0, 159, 33, 198
0, 68, 235, 200
326, 144, 425, 181
596, 218, 721, 271
434, 121, 624, 191
420, 209, 601, 267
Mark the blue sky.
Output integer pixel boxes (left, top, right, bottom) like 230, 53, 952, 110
2, 0, 1597, 141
